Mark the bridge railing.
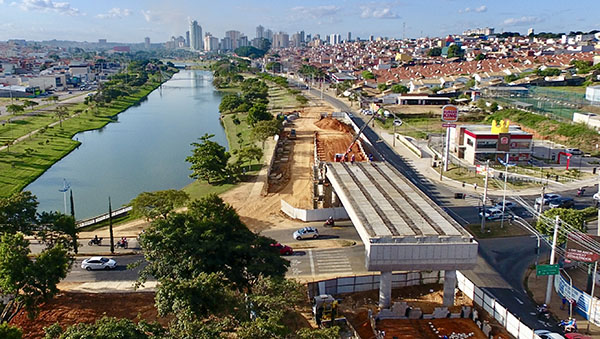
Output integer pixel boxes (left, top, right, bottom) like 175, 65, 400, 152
76, 206, 132, 228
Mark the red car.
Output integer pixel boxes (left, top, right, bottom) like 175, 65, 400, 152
270, 243, 294, 255
566, 334, 592, 339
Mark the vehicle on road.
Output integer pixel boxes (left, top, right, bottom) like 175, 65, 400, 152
479, 208, 510, 220
81, 257, 117, 271
593, 192, 600, 203
534, 330, 565, 339
565, 333, 592, 339
293, 227, 319, 240
494, 201, 516, 210
535, 193, 561, 206
88, 237, 102, 246
289, 129, 297, 139
565, 148, 583, 156
393, 119, 403, 126
270, 243, 294, 255
549, 197, 575, 209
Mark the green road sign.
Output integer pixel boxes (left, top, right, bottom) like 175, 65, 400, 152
536, 264, 559, 276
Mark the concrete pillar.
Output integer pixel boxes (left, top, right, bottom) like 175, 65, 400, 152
379, 271, 392, 309
443, 270, 457, 307
332, 191, 341, 207
323, 183, 332, 208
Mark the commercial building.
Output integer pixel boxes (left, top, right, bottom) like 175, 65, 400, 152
449, 120, 533, 165
256, 25, 264, 39
189, 20, 203, 51
225, 30, 241, 49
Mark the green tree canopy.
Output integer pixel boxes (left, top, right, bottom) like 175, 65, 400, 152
0, 323, 22, 339
447, 45, 463, 58
131, 189, 190, 220
186, 134, 231, 184
247, 103, 272, 126
47, 316, 162, 339
36, 211, 78, 253
427, 47, 442, 57
6, 104, 24, 115
391, 84, 409, 94
0, 191, 38, 234
250, 120, 280, 147
234, 46, 266, 59
0, 233, 72, 322
361, 71, 375, 80
377, 83, 388, 92
536, 208, 587, 245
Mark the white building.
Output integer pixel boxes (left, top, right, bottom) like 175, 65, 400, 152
203, 34, 219, 52
272, 32, 289, 49
587, 85, 600, 106
189, 20, 203, 51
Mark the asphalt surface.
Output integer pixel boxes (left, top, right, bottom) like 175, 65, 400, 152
64, 254, 146, 283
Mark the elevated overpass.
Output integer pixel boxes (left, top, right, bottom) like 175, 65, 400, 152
325, 161, 478, 307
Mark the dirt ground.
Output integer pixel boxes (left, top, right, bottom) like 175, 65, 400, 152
315, 117, 366, 162
10, 292, 166, 339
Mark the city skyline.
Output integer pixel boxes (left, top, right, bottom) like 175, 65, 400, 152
0, 0, 598, 42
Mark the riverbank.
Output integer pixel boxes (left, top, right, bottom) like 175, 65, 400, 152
0, 71, 177, 197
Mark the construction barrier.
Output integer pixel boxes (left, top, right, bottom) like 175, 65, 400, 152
280, 199, 348, 222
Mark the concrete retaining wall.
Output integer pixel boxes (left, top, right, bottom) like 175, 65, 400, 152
280, 199, 348, 221
396, 134, 422, 158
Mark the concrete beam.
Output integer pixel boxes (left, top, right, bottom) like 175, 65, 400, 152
443, 270, 457, 307
379, 271, 392, 309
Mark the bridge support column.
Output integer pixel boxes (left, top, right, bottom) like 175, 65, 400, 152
332, 191, 341, 207
443, 270, 457, 307
323, 183, 332, 208
379, 271, 392, 309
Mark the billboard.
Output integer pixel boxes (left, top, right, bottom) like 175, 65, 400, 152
497, 133, 511, 152
441, 105, 458, 122
565, 234, 600, 263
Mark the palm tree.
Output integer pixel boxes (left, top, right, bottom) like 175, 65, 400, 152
55, 106, 69, 128
6, 104, 24, 115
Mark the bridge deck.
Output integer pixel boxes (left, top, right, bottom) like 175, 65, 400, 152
326, 161, 469, 242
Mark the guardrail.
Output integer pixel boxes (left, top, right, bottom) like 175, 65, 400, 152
76, 206, 132, 228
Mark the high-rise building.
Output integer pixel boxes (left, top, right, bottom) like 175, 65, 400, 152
306, 34, 312, 42
204, 33, 219, 52
300, 30, 305, 43
189, 20, 203, 51
185, 31, 190, 47
238, 35, 249, 48
225, 30, 241, 49
256, 25, 265, 39
144, 37, 151, 49
221, 37, 233, 51
265, 29, 273, 42
527, 28, 535, 36
272, 32, 289, 49
369, 35, 374, 41
330, 34, 341, 45
347, 32, 352, 42
291, 33, 302, 47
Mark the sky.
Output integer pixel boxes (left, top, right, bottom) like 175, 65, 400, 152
0, 0, 598, 43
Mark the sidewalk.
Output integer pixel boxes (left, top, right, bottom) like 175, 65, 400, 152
59, 280, 156, 293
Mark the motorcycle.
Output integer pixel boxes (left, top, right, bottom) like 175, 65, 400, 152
116, 239, 129, 249
324, 218, 335, 227
558, 318, 577, 333
536, 305, 550, 321
88, 237, 102, 246
577, 188, 585, 197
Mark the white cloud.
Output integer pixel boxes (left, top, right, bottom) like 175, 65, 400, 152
459, 5, 487, 13
141, 9, 153, 22
97, 7, 131, 19
361, 7, 399, 19
0, 0, 4, 4
20, 0, 81, 16
290, 5, 341, 19
503, 16, 542, 26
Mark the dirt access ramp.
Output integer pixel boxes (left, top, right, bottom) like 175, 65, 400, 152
220, 102, 333, 232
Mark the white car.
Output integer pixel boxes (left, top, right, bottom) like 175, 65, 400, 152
535, 193, 561, 206
593, 192, 600, 202
293, 227, 319, 240
393, 119, 403, 126
565, 148, 583, 156
81, 257, 117, 271
494, 201, 516, 210
534, 330, 565, 339
479, 208, 508, 220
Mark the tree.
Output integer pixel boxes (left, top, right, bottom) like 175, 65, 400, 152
504, 74, 519, 83
536, 208, 587, 245
490, 102, 499, 112
250, 120, 280, 148
6, 104, 24, 116
265, 62, 282, 73
0, 191, 38, 234
447, 45, 463, 58
391, 84, 409, 94
361, 71, 375, 80
234, 146, 264, 168
237, 311, 288, 339
475, 53, 486, 61
296, 95, 308, 106
0, 323, 22, 339
138, 194, 289, 290
296, 327, 341, 339
234, 46, 266, 59
219, 94, 244, 113
130, 189, 190, 220
427, 47, 442, 57
36, 211, 78, 253
55, 106, 69, 128
247, 103, 272, 126
186, 134, 231, 184
377, 83, 388, 92
0, 234, 72, 322
48, 316, 161, 339
22, 100, 38, 111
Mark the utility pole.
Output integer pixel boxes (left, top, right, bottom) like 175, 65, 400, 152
587, 261, 598, 334
108, 197, 114, 254
539, 185, 546, 217
545, 215, 560, 305
480, 160, 490, 233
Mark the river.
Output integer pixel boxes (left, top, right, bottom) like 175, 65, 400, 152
25, 70, 227, 219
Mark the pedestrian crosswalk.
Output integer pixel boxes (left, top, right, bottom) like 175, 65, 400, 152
313, 249, 353, 274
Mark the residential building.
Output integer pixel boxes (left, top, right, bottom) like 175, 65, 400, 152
238, 36, 249, 48
273, 32, 289, 49
185, 31, 190, 47
221, 37, 233, 51
256, 25, 265, 39
265, 29, 273, 41
144, 37, 150, 50
291, 33, 302, 47
204, 33, 219, 52
189, 20, 203, 51
586, 85, 600, 105
330, 34, 341, 45
347, 32, 352, 42
226, 30, 241, 49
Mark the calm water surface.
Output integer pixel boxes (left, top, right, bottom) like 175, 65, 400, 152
25, 70, 226, 219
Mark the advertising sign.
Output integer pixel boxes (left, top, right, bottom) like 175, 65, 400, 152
566, 234, 600, 263
497, 133, 511, 152
441, 105, 458, 122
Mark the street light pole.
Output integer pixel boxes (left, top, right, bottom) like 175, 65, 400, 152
393, 124, 396, 147
480, 160, 490, 233
587, 261, 598, 334
545, 215, 560, 305
561, 268, 574, 319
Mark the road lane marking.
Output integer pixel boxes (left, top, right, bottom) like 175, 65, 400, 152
308, 249, 315, 276
514, 297, 524, 305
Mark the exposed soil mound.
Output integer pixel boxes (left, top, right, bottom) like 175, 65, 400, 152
10, 292, 166, 339
316, 133, 366, 162
314, 117, 353, 133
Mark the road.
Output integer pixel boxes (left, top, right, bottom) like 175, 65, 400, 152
64, 254, 146, 283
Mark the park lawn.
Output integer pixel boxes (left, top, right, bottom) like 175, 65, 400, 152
268, 85, 299, 113
0, 82, 163, 197
442, 165, 541, 190
375, 116, 445, 139
540, 86, 586, 94
221, 112, 253, 151
183, 180, 236, 200
467, 222, 531, 239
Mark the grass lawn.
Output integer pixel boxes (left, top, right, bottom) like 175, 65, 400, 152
443, 165, 541, 189
268, 85, 299, 113
375, 116, 445, 139
466, 221, 532, 238
183, 180, 236, 200
222, 112, 254, 151
539, 86, 586, 94
0, 82, 163, 197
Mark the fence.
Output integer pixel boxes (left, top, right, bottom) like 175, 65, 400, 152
280, 199, 348, 222
76, 206, 132, 228
554, 273, 600, 324
456, 271, 541, 339
396, 134, 422, 158
306, 271, 444, 299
